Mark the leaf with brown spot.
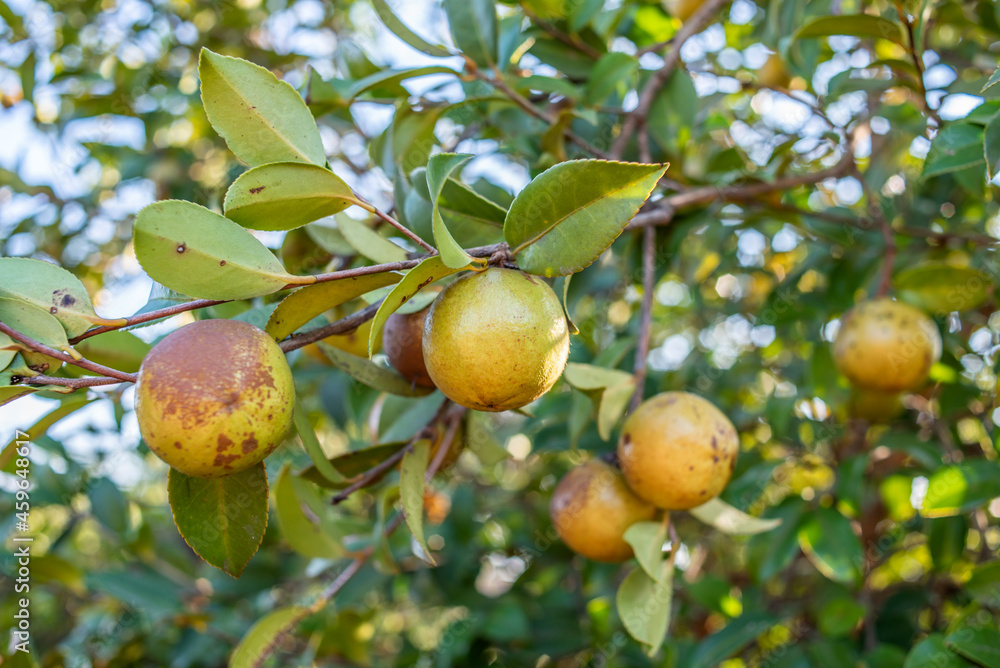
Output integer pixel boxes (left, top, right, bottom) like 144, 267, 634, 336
167, 463, 269, 577
0, 257, 125, 336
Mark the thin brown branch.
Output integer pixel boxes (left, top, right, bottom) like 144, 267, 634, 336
281, 301, 382, 353
626, 151, 855, 229
0, 320, 138, 383
353, 194, 438, 254
70, 299, 227, 343
894, 0, 941, 126
609, 0, 729, 159
18, 374, 126, 390
476, 68, 611, 159
426, 407, 465, 479
854, 166, 895, 297
630, 223, 663, 412
523, 8, 602, 59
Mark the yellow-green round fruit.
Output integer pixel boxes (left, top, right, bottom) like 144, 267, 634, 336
384, 306, 434, 388
848, 388, 904, 422
833, 299, 942, 393
758, 53, 791, 88
135, 319, 295, 478
550, 460, 657, 563
663, 0, 702, 21
422, 268, 570, 412
618, 392, 739, 510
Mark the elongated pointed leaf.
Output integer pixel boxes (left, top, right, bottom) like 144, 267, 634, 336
562, 362, 634, 390
336, 214, 409, 264
367, 255, 470, 356
922, 462, 1000, 518
0, 257, 123, 336
400, 439, 436, 565
223, 163, 357, 231
443, 0, 497, 68
317, 342, 434, 397
798, 507, 863, 585
505, 160, 667, 277
617, 562, 673, 655
293, 403, 346, 484
896, 263, 990, 314
624, 521, 667, 582
983, 66, 1000, 95
371, 0, 452, 58
230, 605, 310, 668
0, 333, 16, 370
0, 297, 78, 358
946, 627, 1000, 668
349, 66, 458, 99
690, 498, 783, 535
266, 272, 401, 342
427, 153, 475, 268
167, 463, 268, 577
300, 442, 410, 490
274, 463, 345, 559
199, 49, 325, 166
794, 15, 903, 44
922, 124, 985, 179
134, 200, 311, 300
985, 111, 1000, 179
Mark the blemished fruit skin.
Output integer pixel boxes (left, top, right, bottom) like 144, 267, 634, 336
422, 268, 570, 412
384, 306, 434, 388
550, 460, 657, 563
135, 319, 295, 478
833, 299, 942, 393
618, 392, 739, 510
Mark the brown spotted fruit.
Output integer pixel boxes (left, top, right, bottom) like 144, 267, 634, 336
833, 299, 941, 393
422, 268, 570, 412
618, 392, 739, 510
135, 319, 295, 478
550, 460, 657, 563
384, 306, 434, 388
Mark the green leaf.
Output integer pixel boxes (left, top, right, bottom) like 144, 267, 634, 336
371, 0, 452, 58
274, 463, 344, 559
985, 112, 1000, 179
584, 52, 639, 104
689, 498, 783, 535
223, 163, 358, 231
928, 515, 968, 572
616, 562, 673, 655
982, 66, 1000, 94
443, 0, 497, 68
426, 153, 475, 268
70, 330, 150, 374
623, 521, 667, 582
293, 403, 346, 484
688, 614, 777, 668
198, 49, 325, 166
317, 342, 434, 397
966, 561, 1000, 608
905, 635, 971, 668
794, 15, 903, 44
230, 605, 310, 668
89, 477, 131, 535
598, 380, 635, 441
895, 263, 990, 314
0, 297, 78, 358
0, 333, 13, 371
922, 462, 1000, 518
306, 218, 356, 256
560, 275, 579, 335
265, 272, 401, 342
300, 442, 409, 490
504, 160, 667, 277
134, 200, 310, 300
335, 214, 409, 264
798, 507, 863, 585
946, 627, 1000, 668
349, 66, 458, 99
922, 124, 986, 179
367, 255, 469, 356
0, 354, 39, 407
562, 362, 634, 389
817, 596, 865, 638
400, 439, 436, 565
167, 463, 268, 577
0, 257, 123, 336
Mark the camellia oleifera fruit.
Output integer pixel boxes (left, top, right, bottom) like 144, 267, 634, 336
618, 392, 739, 510
422, 268, 570, 412
550, 459, 657, 563
383, 306, 434, 388
135, 319, 295, 478
833, 298, 941, 393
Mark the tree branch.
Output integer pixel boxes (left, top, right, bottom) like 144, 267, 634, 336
70, 299, 228, 343
353, 194, 438, 254
18, 374, 127, 390
630, 223, 664, 412
609, 0, 729, 159
0, 320, 138, 383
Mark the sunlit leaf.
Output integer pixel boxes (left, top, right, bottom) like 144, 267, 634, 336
335, 214, 410, 264
400, 439, 436, 565
230, 605, 310, 668
616, 562, 672, 655
273, 463, 345, 559
922, 462, 1000, 518
623, 520, 667, 582
370, 0, 452, 57
794, 15, 903, 44
689, 498, 783, 535
223, 163, 358, 231
426, 153, 475, 268
0, 297, 78, 358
